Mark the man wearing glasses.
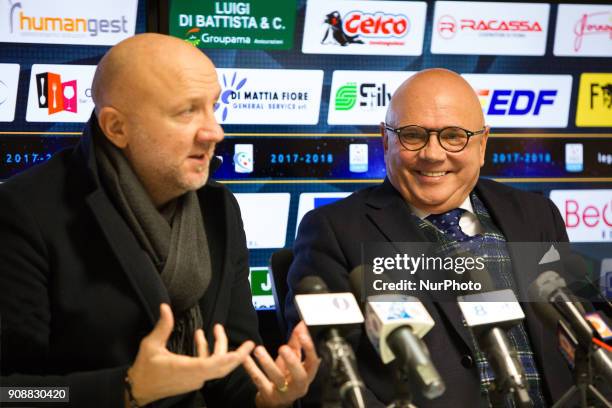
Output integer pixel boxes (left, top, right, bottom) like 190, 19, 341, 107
285, 68, 572, 406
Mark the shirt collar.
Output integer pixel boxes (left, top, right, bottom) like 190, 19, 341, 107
409, 195, 475, 220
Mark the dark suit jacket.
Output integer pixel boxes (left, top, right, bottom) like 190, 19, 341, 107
0, 118, 261, 407
286, 178, 573, 407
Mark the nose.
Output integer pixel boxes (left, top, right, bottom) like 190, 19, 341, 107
195, 112, 224, 144
418, 132, 446, 162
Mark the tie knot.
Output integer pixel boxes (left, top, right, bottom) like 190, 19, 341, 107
426, 208, 467, 239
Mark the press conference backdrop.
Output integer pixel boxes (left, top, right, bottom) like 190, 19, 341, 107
0, 0, 611, 311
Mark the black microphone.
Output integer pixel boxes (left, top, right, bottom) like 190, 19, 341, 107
294, 276, 366, 408
529, 270, 612, 382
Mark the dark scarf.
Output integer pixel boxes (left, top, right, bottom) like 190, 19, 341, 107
93, 130, 211, 356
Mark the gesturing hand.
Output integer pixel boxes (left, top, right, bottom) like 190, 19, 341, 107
127, 304, 255, 406
243, 321, 320, 408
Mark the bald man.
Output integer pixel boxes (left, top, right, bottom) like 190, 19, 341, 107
285, 69, 573, 407
0, 34, 318, 407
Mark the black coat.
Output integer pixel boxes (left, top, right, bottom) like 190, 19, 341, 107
286, 178, 573, 407
0, 118, 261, 407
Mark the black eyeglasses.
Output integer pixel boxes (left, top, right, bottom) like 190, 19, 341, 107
383, 123, 486, 153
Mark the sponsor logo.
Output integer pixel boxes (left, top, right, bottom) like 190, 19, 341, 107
234, 193, 290, 249
1, 0, 137, 46
302, 0, 426, 56
576, 73, 612, 127
26, 64, 95, 122
249, 267, 275, 310
214, 68, 323, 125
463, 74, 572, 128
328, 70, 415, 125
431, 1, 549, 56
334, 81, 392, 111
349, 143, 368, 173
574, 11, 611, 52
549, 190, 612, 242
437, 15, 542, 39
170, 0, 296, 50
0, 63, 19, 122
233, 144, 253, 173
565, 143, 584, 173
554, 4, 612, 57
34, 72, 78, 114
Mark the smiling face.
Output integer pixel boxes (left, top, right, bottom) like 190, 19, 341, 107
382, 69, 489, 214
93, 34, 224, 207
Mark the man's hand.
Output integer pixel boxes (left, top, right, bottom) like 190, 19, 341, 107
127, 304, 255, 406
243, 321, 320, 408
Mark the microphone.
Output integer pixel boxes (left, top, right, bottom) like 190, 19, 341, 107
563, 253, 612, 316
294, 276, 366, 408
529, 270, 612, 382
458, 289, 533, 408
349, 266, 445, 400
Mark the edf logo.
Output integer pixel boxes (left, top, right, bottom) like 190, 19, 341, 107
478, 89, 557, 115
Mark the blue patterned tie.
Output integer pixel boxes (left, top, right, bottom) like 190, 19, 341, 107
426, 208, 469, 241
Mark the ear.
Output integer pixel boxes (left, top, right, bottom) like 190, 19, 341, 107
479, 125, 490, 167
97, 106, 129, 149
380, 122, 389, 154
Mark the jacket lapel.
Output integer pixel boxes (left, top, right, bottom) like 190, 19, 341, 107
79, 114, 169, 327
364, 178, 428, 244
86, 189, 170, 326
196, 183, 229, 331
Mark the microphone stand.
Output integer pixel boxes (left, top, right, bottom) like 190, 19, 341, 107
552, 321, 612, 408
387, 360, 418, 408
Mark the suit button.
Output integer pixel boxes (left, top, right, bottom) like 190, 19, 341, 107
461, 355, 474, 368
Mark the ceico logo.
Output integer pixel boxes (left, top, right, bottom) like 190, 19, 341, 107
550, 190, 612, 242
576, 73, 612, 127
0, 63, 19, 122
1, 0, 137, 46
302, 0, 426, 56
553, 4, 612, 57
26, 64, 96, 122
431, 1, 549, 55
462, 74, 572, 128
328, 70, 415, 125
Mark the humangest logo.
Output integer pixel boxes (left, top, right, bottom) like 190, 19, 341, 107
1, 0, 137, 45
302, 0, 426, 56
554, 4, 612, 57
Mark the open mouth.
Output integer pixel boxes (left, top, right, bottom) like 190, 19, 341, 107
418, 171, 448, 177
